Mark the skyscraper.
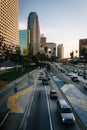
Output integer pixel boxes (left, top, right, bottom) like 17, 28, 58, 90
57, 44, 64, 59
19, 30, 27, 55
27, 12, 40, 55
79, 38, 87, 57
0, 0, 18, 50
40, 34, 46, 47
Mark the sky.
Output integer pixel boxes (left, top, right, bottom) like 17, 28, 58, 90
19, 0, 87, 58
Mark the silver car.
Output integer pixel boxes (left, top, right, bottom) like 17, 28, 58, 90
57, 99, 75, 124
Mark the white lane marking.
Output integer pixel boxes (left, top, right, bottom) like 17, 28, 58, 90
27, 79, 37, 116
23, 78, 37, 130
45, 86, 53, 130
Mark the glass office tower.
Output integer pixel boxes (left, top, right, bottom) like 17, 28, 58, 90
27, 12, 40, 55
19, 30, 27, 55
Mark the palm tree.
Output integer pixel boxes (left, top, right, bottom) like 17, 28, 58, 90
70, 51, 74, 59
44, 46, 48, 54
53, 47, 56, 56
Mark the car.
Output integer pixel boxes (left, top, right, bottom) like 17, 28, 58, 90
38, 76, 43, 80
78, 72, 83, 76
84, 83, 87, 90
57, 99, 75, 124
43, 80, 49, 85
50, 90, 58, 99
73, 69, 78, 73
40, 72, 43, 75
42, 78, 49, 85
71, 76, 79, 82
83, 75, 87, 79
66, 73, 72, 76
46, 74, 50, 80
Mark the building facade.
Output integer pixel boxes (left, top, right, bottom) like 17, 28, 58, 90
40, 34, 46, 47
19, 30, 27, 55
0, 0, 18, 50
27, 12, 40, 55
79, 38, 87, 57
57, 44, 64, 59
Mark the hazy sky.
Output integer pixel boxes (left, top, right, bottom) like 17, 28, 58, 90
19, 0, 87, 58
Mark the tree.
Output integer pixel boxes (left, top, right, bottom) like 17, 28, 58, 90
44, 46, 48, 54
23, 48, 28, 55
53, 47, 56, 56
36, 52, 48, 61
70, 51, 74, 59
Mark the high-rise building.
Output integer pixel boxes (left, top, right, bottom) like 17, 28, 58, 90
27, 12, 40, 55
57, 44, 64, 59
19, 30, 27, 55
40, 34, 46, 47
79, 38, 87, 57
0, 0, 18, 50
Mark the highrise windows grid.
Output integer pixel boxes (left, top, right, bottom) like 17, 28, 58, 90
27, 12, 40, 55
0, 0, 18, 50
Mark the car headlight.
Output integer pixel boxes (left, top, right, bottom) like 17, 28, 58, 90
73, 117, 75, 121
62, 118, 65, 122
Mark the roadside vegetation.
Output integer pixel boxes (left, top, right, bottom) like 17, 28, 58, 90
0, 65, 35, 87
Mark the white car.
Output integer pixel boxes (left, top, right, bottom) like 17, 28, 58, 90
66, 73, 72, 76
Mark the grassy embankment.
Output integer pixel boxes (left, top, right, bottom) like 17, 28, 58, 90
0, 66, 35, 87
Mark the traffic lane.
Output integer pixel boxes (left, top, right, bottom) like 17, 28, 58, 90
49, 98, 80, 130
64, 73, 87, 95
47, 79, 81, 130
0, 86, 33, 130
25, 88, 51, 130
0, 113, 23, 130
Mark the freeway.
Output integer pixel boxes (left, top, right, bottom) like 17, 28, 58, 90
0, 69, 82, 130
23, 69, 81, 130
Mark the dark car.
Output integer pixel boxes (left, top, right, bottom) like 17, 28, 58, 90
40, 72, 43, 75
42, 78, 49, 85
83, 75, 87, 79
50, 90, 58, 99
84, 83, 87, 90
71, 76, 79, 82
78, 72, 83, 76
46, 76, 50, 81
38, 76, 43, 80
57, 99, 75, 124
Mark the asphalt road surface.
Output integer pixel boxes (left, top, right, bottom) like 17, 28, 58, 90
0, 69, 82, 130
24, 70, 81, 130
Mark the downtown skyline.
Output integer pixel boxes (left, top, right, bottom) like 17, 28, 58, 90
19, 0, 87, 58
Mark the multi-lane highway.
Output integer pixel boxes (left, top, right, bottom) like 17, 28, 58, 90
0, 68, 83, 130
22, 69, 81, 130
